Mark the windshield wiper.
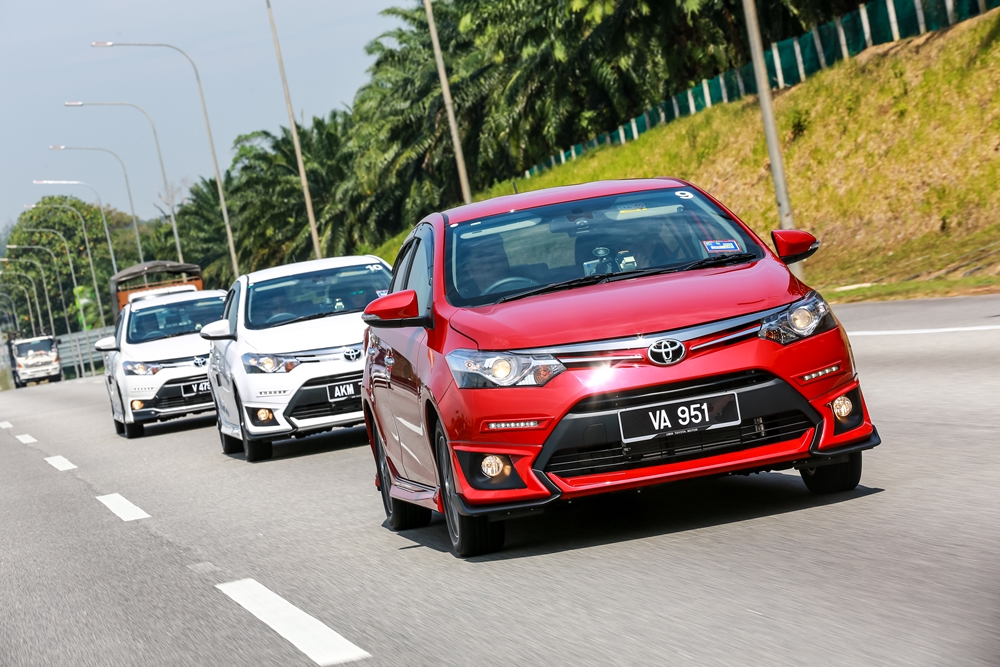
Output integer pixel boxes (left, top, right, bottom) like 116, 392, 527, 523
497, 274, 611, 303
605, 253, 759, 283
268, 309, 360, 328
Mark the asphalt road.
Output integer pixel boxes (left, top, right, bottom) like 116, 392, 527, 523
2, 294, 999, 667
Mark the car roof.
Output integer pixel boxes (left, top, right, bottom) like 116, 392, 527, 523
441, 178, 688, 225
129, 289, 227, 312
245, 255, 387, 284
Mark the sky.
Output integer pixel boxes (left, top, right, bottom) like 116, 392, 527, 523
0, 0, 403, 231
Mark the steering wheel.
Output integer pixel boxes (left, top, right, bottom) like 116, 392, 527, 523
265, 312, 296, 324
482, 276, 540, 295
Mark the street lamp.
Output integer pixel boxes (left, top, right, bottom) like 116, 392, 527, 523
22, 224, 99, 375
90, 42, 240, 276
0, 271, 45, 336
0, 286, 36, 336
0, 257, 57, 339
33, 180, 118, 274
49, 146, 144, 263
263, 2, 321, 259
24, 203, 107, 328
0, 293, 22, 333
422, 0, 472, 204
8, 244, 85, 378
65, 101, 182, 264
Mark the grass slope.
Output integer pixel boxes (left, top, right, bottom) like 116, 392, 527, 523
378, 10, 1000, 300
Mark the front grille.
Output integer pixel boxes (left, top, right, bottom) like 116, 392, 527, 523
571, 370, 774, 413
154, 393, 213, 409
544, 411, 812, 478
287, 371, 363, 421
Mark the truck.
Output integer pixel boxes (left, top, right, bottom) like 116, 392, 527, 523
9, 335, 61, 388
110, 260, 204, 321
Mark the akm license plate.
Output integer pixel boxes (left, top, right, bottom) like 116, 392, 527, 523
327, 380, 361, 402
181, 380, 212, 397
618, 392, 741, 444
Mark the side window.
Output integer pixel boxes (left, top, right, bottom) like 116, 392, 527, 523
114, 311, 126, 347
404, 231, 433, 314
390, 242, 415, 294
224, 281, 242, 334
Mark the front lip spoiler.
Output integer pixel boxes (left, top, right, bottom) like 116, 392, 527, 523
808, 425, 881, 458
454, 470, 563, 521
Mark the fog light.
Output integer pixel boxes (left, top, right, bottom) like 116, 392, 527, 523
481, 455, 505, 478
131, 400, 144, 410
256, 408, 274, 423
833, 395, 853, 419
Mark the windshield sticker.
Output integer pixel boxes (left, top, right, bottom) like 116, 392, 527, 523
617, 203, 647, 213
703, 240, 741, 253
376, 290, 388, 298
674, 190, 695, 199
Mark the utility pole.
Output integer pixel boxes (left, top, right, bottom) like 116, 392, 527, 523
740, 0, 803, 280
265, 0, 322, 260
423, 0, 472, 204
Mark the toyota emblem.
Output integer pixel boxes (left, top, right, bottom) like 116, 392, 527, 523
647, 338, 686, 366
193, 356, 207, 367
344, 348, 362, 362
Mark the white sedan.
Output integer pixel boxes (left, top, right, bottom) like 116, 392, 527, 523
95, 290, 226, 438
200, 256, 390, 462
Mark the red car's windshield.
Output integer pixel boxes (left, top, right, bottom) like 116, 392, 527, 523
443, 187, 764, 307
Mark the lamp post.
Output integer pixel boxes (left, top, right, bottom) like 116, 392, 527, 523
8, 244, 85, 378
0, 271, 44, 336
0, 294, 21, 333
65, 101, 182, 263
49, 146, 144, 263
0, 287, 35, 336
740, 0, 802, 279
33, 180, 118, 274
263, 2, 322, 259
1, 257, 57, 339
23, 224, 98, 375
422, 0, 472, 204
90, 42, 240, 276
24, 204, 107, 328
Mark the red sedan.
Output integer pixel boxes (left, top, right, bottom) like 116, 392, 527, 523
361, 179, 879, 557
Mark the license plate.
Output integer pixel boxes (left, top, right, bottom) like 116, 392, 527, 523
327, 380, 361, 402
618, 392, 741, 445
182, 381, 212, 397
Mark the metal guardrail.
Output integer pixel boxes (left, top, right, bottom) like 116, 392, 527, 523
58, 326, 114, 376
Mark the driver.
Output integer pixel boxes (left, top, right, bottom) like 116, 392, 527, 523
131, 313, 158, 340
628, 232, 671, 269
457, 234, 512, 296
251, 287, 287, 322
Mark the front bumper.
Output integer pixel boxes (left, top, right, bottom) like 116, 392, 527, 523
16, 364, 60, 381
126, 373, 214, 424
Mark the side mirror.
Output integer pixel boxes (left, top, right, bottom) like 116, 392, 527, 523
363, 290, 430, 329
771, 230, 820, 265
94, 336, 118, 352
199, 320, 235, 341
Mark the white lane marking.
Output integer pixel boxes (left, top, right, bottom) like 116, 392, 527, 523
45, 456, 77, 471
96, 493, 150, 521
849, 325, 1000, 336
0, 421, 12, 429
92, 379, 104, 384
15, 434, 37, 444
216, 579, 370, 666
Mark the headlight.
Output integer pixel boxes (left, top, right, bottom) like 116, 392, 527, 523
123, 361, 162, 375
242, 353, 300, 374
446, 349, 565, 388
759, 292, 835, 344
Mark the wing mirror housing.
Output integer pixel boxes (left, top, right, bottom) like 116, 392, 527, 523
199, 320, 235, 341
771, 229, 820, 265
94, 336, 118, 352
363, 290, 431, 329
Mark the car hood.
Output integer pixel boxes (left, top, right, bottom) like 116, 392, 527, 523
240, 312, 367, 354
125, 333, 211, 361
448, 259, 808, 350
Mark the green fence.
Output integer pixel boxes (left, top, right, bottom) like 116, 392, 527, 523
525, 0, 999, 178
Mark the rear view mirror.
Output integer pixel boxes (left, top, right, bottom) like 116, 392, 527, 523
362, 290, 430, 329
199, 320, 235, 341
771, 230, 820, 265
94, 336, 118, 352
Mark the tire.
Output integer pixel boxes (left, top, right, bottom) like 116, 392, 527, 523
236, 392, 272, 462
800, 452, 863, 494
124, 421, 145, 439
435, 421, 505, 557
375, 426, 431, 531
